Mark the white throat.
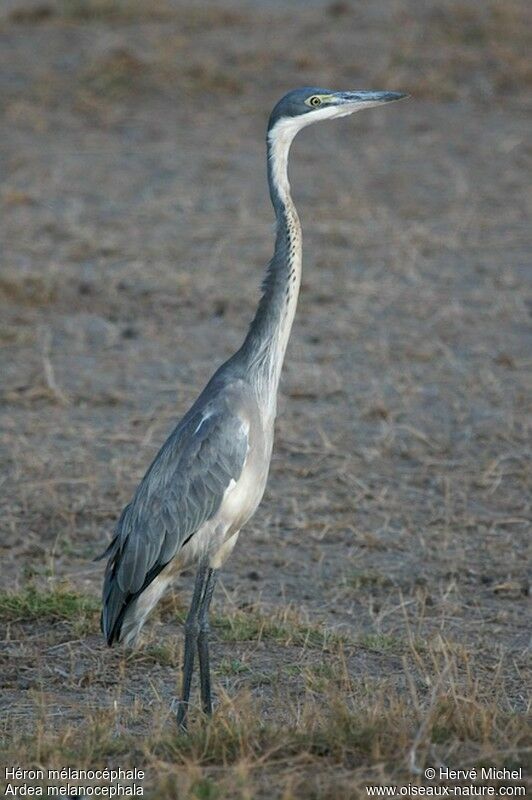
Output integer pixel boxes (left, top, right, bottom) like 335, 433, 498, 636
267, 106, 339, 205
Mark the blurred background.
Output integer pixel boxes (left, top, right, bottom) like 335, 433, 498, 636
0, 0, 530, 793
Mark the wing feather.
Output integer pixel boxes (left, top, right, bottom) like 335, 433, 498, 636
101, 395, 249, 644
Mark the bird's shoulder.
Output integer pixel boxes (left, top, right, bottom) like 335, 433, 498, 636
154, 375, 255, 468
132, 376, 254, 511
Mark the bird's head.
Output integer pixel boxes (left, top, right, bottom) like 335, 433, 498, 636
265, 87, 408, 207
268, 86, 408, 140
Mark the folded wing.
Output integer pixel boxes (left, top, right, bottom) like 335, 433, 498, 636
101, 400, 249, 644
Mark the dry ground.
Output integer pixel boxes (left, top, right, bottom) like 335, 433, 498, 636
0, 0, 530, 797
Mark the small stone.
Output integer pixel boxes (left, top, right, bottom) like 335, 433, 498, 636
121, 326, 139, 339
78, 281, 93, 296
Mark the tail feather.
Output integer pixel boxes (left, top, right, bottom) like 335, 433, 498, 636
99, 502, 172, 646
101, 546, 169, 646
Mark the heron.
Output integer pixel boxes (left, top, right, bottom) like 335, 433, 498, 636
99, 87, 407, 728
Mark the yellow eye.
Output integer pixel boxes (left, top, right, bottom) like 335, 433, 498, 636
308, 95, 322, 107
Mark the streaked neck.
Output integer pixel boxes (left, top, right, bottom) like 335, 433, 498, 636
240, 117, 303, 410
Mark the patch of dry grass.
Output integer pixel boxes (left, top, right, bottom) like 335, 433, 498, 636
0, 585, 99, 622
80, 48, 149, 102
159, 593, 351, 651
8, 0, 174, 24
0, 585, 350, 650
378, 0, 531, 100
1, 587, 529, 797
6, 0, 529, 118
1, 648, 529, 798
0, 271, 58, 307
8, 0, 249, 27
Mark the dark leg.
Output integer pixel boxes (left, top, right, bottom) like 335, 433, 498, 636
197, 568, 218, 716
176, 561, 209, 730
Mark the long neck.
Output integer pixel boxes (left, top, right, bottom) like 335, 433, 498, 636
240, 120, 303, 408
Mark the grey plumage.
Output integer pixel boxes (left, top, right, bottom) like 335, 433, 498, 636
100, 86, 407, 728
101, 377, 249, 644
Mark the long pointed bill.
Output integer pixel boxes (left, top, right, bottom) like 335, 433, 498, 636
338, 91, 408, 104
330, 90, 409, 116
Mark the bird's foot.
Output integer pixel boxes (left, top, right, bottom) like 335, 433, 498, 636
201, 698, 213, 717
175, 700, 189, 732
171, 697, 189, 731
